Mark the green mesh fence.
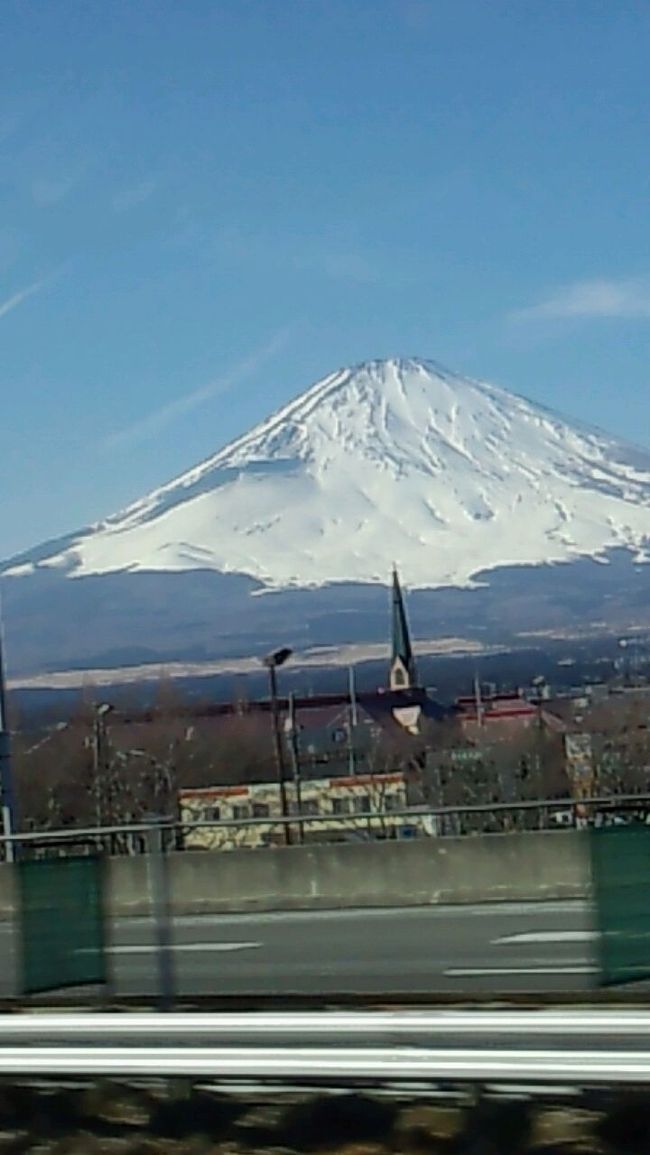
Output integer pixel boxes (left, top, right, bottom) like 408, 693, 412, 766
17, 854, 108, 995
590, 824, 650, 987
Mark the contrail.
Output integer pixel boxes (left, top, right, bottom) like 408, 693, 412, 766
0, 277, 47, 321
106, 327, 293, 450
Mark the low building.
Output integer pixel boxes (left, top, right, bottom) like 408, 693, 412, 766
455, 691, 540, 741
179, 769, 430, 850
283, 701, 380, 775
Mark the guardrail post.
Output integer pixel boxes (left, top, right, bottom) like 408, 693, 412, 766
147, 818, 175, 1011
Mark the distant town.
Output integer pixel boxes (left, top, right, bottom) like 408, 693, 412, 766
10, 567, 650, 848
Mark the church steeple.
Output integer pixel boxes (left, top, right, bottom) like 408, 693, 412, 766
390, 566, 417, 690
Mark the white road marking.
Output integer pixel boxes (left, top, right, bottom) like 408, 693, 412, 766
445, 965, 598, 977
80, 942, 262, 956
494, 930, 597, 945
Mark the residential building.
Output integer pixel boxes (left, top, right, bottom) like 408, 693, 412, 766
455, 690, 540, 741
179, 769, 430, 850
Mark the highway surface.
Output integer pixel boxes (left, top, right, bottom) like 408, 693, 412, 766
0, 899, 602, 998
112, 900, 599, 996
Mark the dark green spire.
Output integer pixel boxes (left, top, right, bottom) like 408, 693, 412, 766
390, 566, 416, 688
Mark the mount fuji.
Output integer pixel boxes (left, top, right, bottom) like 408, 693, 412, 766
4, 357, 650, 677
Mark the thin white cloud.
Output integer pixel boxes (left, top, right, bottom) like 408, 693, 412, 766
311, 250, 376, 284
513, 277, 650, 322
31, 171, 82, 206
112, 179, 157, 213
213, 226, 377, 284
106, 328, 294, 451
0, 277, 47, 321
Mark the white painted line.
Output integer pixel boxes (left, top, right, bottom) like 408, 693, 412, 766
80, 942, 261, 956
494, 930, 597, 945
115, 942, 262, 955
445, 965, 598, 977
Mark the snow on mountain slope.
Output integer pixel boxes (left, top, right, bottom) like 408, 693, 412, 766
7, 357, 650, 589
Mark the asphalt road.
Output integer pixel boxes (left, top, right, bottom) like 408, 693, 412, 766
102, 900, 599, 997
0, 900, 602, 999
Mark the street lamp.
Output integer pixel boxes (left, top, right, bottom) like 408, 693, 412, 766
262, 647, 293, 844
92, 703, 114, 828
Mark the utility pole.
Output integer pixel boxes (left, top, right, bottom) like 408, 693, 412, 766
0, 611, 16, 863
287, 693, 304, 844
347, 665, 358, 775
92, 704, 113, 831
262, 648, 293, 846
92, 715, 102, 829
473, 670, 484, 728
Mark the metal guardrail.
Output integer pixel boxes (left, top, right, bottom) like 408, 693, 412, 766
0, 1011, 649, 1080
0, 1011, 649, 1083
5, 791, 650, 848
0, 1044, 648, 1082
2, 1009, 650, 1041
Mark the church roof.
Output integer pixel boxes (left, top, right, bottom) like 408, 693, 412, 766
391, 566, 416, 681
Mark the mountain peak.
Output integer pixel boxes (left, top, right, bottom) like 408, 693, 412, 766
345, 354, 449, 376
324, 355, 471, 396
5, 357, 650, 591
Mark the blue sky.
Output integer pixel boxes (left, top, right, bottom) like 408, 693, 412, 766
3, 0, 650, 558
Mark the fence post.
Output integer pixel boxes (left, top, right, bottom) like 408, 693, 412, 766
147, 818, 175, 1010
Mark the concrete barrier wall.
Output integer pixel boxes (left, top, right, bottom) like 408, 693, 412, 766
107, 830, 591, 918
0, 832, 590, 922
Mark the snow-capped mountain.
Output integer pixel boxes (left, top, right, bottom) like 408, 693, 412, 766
7, 357, 650, 589
4, 356, 650, 678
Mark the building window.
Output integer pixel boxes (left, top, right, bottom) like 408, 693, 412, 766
384, 794, 402, 812
252, 802, 270, 818
204, 805, 221, 822
332, 797, 352, 815
301, 799, 320, 817
232, 803, 250, 821
331, 727, 347, 744
354, 794, 370, 814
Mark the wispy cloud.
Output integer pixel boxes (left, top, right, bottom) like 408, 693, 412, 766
112, 179, 157, 213
106, 328, 293, 451
0, 277, 48, 322
512, 276, 650, 322
212, 226, 377, 284
24, 145, 88, 206
31, 168, 84, 206
0, 229, 22, 275
303, 249, 376, 284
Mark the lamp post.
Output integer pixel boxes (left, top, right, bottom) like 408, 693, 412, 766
92, 703, 113, 829
286, 692, 304, 844
262, 647, 292, 845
